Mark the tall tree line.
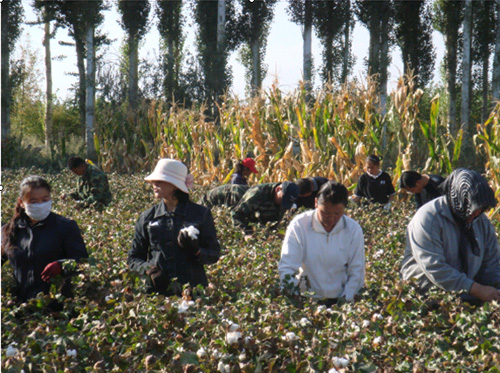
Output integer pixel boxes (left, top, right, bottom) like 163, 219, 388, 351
3, 0, 500, 159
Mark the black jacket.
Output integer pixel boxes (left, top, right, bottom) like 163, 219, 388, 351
127, 200, 220, 294
2, 212, 88, 301
415, 174, 445, 209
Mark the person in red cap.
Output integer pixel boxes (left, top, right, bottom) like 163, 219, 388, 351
231, 158, 258, 186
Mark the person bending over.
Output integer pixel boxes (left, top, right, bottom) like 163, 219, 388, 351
399, 170, 445, 210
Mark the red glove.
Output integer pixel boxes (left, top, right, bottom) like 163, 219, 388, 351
41, 261, 63, 282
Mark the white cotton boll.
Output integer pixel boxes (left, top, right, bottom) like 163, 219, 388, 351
238, 351, 247, 361
217, 361, 230, 373
105, 294, 113, 302
66, 349, 77, 358
316, 305, 326, 313
284, 332, 298, 341
181, 226, 200, 239
328, 369, 340, 373
226, 331, 242, 345
6, 345, 18, 357
332, 356, 349, 368
291, 203, 297, 210
300, 318, 311, 327
229, 323, 240, 332
373, 336, 383, 346
372, 313, 384, 321
178, 300, 195, 314
362, 320, 371, 328
212, 350, 222, 359
197, 347, 207, 358
374, 249, 384, 258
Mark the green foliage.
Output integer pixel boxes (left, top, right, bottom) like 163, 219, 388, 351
2, 169, 500, 371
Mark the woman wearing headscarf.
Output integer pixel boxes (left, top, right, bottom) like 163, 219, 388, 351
127, 159, 221, 296
401, 168, 500, 303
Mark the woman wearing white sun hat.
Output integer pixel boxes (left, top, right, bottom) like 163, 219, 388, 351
127, 159, 221, 296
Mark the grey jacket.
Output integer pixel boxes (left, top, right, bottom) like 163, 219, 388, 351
401, 196, 500, 293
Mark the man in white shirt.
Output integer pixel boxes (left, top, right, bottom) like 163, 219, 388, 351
279, 181, 365, 304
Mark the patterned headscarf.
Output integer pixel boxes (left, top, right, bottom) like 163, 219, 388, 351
441, 168, 496, 259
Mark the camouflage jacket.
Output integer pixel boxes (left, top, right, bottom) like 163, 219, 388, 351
200, 184, 249, 208
231, 183, 284, 233
69, 164, 112, 208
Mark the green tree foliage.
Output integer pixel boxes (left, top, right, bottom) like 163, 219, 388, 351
236, 0, 277, 96
118, 0, 151, 110
394, 0, 436, 88
156, 0, 184, 104
1, 0, 24, 139
313, 0, 353, 85
193, 0, 238, 117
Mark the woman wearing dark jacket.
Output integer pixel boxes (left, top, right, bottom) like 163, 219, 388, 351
1, 176, 88, 302
127, 159, 221, 296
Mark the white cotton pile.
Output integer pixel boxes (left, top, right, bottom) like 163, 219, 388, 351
66, 349, 77, 357
332, 356, 349, 368
196, 347, 207, 358
177, 300, 195, 314
283, 332, 298, 341
181, 226, 200, 239
6, 345, 18, 357
226, 331, 242, 345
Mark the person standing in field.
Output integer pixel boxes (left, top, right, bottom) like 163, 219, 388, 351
63, 156, 112, 210
231, 181, 300, 240
231, 158, 258, 186
295, 176, 329, 209
401, 168, 500, 304
279, 181, 365, 305
399, 170, 445, 210
1, 176, 88, 302
128, 159, 221, 296
350, 155, 395, 209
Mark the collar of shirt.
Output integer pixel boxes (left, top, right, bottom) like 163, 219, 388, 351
154, 200, 188, 219
17, 213, 53, 229
311, 210, 346, 235
367, 170, 383, 179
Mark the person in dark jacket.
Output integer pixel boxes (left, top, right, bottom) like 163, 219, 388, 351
63, 156, 112, 210
127, 159, 221, 296
200, 184, 249, 209
350, 155, 395, 208
1, 176, 88, 302
295, 176, 329, 209
401, 169, 500, 304
231, 158, 258, 186
399, 171, 445, 209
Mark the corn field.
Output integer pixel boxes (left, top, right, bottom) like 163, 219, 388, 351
94, 74, 499, 212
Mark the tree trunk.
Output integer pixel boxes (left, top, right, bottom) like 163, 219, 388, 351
251, 38, 260, 95
445, 23, 459, 134
481, 51, 489, 123
341, 2, 350, 84
44, 19, 53, 154
1, 6, 11, 140
460, 0, 473, 164
368, 8, 381, 76
303, 0, 313, 93
492, 0, 500, 101
85, 24, 96, 159
76, 36, 86, 140
128, 34, 138, 110
217, 0, 225, 50
379, 2, 390, 114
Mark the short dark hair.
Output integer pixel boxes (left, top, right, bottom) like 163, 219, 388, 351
400, 171, 422, 189
235, 160, 246, 174
174, 189, 190, 204
68, 156, 86, 169
297, 178, 312, 195
317, 181, 348, 207
366, 154, 381, 165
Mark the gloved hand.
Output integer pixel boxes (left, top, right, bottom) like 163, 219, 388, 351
41, 261, 63, 282
146, 266, 170, 291
178, 230, 200, 257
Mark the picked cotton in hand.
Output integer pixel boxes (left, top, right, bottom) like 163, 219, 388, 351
181, 225, 199, 239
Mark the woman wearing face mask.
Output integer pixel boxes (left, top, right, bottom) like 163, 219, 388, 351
1, 176, 88, 302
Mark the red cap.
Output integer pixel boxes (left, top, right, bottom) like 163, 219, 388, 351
242, 158, 258, 174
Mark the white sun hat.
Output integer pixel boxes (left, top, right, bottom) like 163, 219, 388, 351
144, 159, 194, 194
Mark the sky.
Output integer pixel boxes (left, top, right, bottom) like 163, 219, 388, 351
17, 0, 445, 101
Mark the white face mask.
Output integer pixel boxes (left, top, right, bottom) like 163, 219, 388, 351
24, 200, 52, 221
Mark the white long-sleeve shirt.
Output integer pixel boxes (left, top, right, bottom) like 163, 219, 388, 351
279, 210, 365, 301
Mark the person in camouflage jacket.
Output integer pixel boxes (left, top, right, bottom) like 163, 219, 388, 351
200, 184, 249, 208
231, 181, 299, 238
64, 157, 112, 210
